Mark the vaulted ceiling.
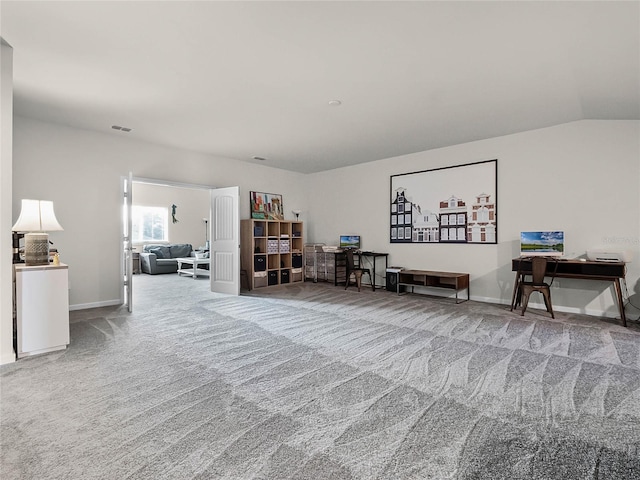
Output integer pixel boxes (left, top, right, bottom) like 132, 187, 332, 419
2, 1, 639, 173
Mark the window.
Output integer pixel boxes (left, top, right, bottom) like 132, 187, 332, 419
132, 206, 168, 242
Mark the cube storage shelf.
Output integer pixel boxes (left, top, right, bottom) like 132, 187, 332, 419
241, 219, 304, 289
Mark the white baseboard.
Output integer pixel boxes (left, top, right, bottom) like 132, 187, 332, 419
1, 353, 16, 365
68, 293, 621, 320
471, 295, 618, 319
69, 299, 122, 311
390, 287, 617, 319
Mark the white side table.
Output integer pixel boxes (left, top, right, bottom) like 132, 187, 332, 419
14, 263, 69, 358
176, 257, 210, 279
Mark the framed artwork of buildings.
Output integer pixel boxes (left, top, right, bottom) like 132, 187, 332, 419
250, 191, 284, 220
390, 159, 497, 244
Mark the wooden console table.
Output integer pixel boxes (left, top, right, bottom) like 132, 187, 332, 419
398, 269, 470, 303
511, 258, 628, 326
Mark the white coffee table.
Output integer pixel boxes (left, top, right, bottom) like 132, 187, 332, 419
177, 257, 210, 279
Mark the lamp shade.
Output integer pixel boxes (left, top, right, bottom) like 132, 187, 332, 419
12, 199, 63, 232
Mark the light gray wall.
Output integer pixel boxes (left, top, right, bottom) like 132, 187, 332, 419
11, 115, 308, 310
132, 182, 210, 250
307, 120, 640, 318
6, 115, 639, 366
1, 40, 14, 364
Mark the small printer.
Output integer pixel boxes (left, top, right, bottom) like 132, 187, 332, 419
586, 249, 632, 263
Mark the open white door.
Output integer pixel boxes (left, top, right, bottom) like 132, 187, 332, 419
122, 172, 133, 311
210, 186, 240, 295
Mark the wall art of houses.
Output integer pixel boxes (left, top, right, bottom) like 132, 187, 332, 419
390, 159, 497, 244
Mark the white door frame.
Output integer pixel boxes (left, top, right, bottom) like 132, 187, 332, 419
120, 176, 220, 307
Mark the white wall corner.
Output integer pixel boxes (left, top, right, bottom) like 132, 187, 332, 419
1, 39, 15, 364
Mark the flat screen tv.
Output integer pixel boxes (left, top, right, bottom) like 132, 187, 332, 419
339, 235, 361, 249
520, 231, 564, 257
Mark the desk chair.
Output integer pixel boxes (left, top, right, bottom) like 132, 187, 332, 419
344, 249, 372, 292
517, 256, 558, 319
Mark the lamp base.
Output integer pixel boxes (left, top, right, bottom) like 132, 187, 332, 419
24, 232, 50, 266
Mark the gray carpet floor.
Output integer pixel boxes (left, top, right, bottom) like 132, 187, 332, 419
1, 274, 639, 479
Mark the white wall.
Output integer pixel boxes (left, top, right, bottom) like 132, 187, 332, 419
1, 40, 15, 364
132, 182, 210, 250
8, 116, 639, 369
12, 116, 308, 310
307, 120, 640, 318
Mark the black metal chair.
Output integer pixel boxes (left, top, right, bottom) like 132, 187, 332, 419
515, 256, 558, 318
344, 249, 372, 292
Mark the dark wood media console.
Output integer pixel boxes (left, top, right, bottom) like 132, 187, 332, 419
398, 269, 470, 303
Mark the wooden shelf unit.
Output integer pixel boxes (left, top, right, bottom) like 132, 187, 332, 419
241, 219, 304, 289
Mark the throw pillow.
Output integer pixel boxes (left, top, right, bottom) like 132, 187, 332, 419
149, 246, 171, 259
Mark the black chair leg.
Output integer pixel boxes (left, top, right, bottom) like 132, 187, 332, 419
521, 293, 530, 316
543, 291, 554, 319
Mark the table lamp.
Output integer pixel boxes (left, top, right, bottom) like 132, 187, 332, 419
11, 199, 64, 265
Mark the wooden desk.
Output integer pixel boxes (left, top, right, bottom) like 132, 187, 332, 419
511, 258, 627, 326
398, 269, 470, 303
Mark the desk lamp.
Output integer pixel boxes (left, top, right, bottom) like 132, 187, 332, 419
12, 199, 64, 265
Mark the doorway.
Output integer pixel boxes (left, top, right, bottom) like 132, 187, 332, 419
121, 177, 239, 311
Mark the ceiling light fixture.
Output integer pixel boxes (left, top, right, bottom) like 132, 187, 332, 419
328, 100, 342, 106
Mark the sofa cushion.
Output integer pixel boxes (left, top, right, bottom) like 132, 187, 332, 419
149, 246, 171, 259
169, 244, 192, 258
156, 259, 178, 265
143, 244, 165, 253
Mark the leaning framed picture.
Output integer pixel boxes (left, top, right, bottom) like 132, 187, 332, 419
390, 159, 497, 244
250, 191, 284, 220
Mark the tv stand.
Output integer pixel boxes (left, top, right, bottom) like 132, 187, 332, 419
398, 269, 470, 303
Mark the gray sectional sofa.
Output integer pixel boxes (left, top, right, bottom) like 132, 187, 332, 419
140, 243, 193, 274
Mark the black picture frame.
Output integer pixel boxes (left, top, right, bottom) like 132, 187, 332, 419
390, 159, 498, 244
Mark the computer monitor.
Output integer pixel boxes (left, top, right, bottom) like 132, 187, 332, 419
339, 235, 361, 249
520, 231, 564, 257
